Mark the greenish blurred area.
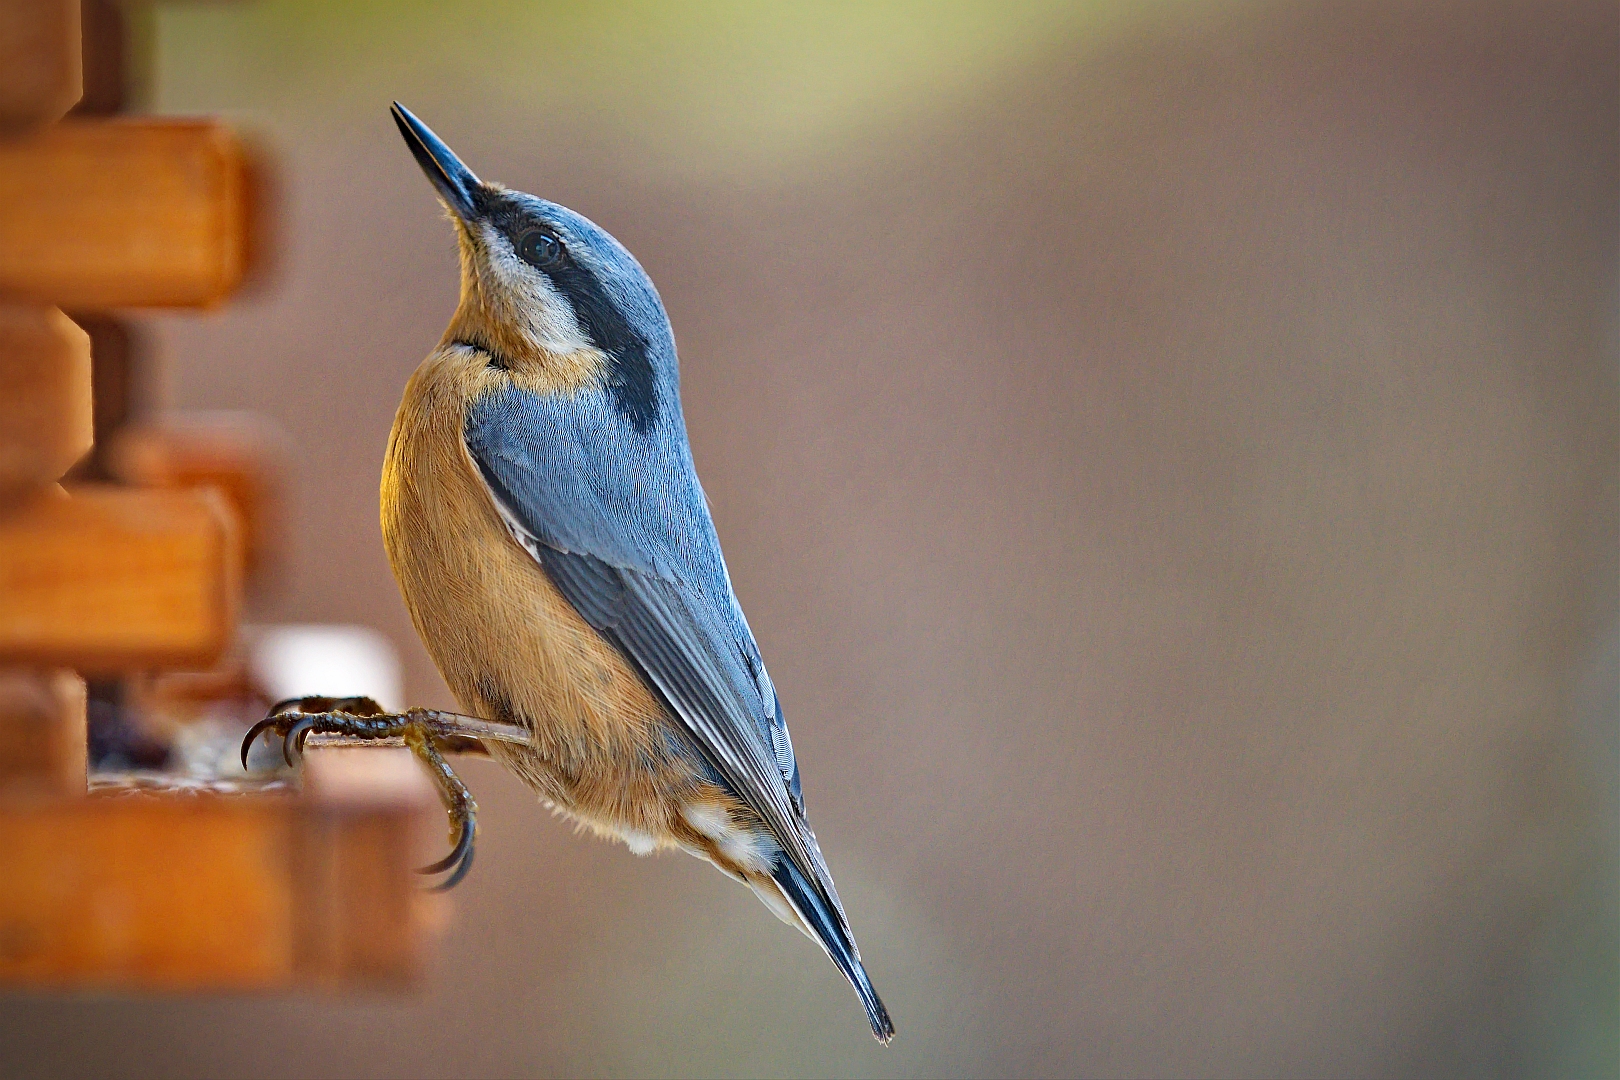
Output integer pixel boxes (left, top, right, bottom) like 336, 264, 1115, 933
151, 0, 1145, 176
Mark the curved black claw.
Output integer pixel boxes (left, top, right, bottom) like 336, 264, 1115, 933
417, 810, 476, 891
243, 698, 326, 769
281, 714, 318, 767
430, 843, 475, 893
241, 716, 282, 769
242, 699, 484, 890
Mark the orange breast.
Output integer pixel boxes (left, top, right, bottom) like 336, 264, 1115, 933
379, 346, 707, 840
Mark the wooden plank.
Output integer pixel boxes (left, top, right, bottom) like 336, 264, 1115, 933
0, 305, 92, 493
62, 314, 143, 482
0, 120, 248, 309
69, 0, 126, 117
0, 486, 241, 673
294, 747, 436, 986
108, 415, 282, 580
0, 0, 81, 132
0, 669, 85, 796
0, 747, 434, 990
0, 795, 299, 987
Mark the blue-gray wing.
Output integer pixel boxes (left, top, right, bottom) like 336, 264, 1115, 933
463, 387, 832, 894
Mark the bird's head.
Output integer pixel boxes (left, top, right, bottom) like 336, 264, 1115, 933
391, 102, 669, 432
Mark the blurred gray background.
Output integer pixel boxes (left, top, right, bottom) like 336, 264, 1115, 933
4, 1, 1616, 1076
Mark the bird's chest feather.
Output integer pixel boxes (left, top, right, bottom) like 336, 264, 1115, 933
379, 349, 705, 833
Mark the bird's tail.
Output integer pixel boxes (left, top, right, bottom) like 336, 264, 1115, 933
771, 855, 895, 1043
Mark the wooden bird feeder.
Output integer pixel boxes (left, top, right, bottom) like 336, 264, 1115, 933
0, 0, 436, 992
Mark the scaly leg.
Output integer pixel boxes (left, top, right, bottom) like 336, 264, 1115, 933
242, 696, 529, 890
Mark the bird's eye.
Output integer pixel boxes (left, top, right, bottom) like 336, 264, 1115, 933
518, 230, 565, 270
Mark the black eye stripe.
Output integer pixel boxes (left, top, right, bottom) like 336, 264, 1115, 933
478, 194, 659, 433
547, 256, 658, 433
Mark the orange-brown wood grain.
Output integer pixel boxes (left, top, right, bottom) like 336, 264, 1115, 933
0, 305, 92, 494
0, 795, 299, 988
0, 0, 81, 132
0, 120, 248, 309
0, 747, 434, 990
295, 747, 437, 987
0, 486, 241, 672
0, 668, 85, 796
108, 416, 283, 580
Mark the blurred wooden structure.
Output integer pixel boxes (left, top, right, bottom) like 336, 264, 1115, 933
0, 306, 91, 496
0, 118, 249, 308
0, 749, 431, 989
0, 487, 240, 671
0, 0, 432, 991
0, 671, 86, 797
0, 0, 79, 131
109, 415, 284, 579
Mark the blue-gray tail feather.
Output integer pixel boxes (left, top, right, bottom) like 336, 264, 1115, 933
771, 857, 894, 1043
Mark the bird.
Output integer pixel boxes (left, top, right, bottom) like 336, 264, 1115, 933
245, 102, 893, 1043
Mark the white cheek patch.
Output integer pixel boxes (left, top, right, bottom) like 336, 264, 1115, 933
477, 223, 592, 355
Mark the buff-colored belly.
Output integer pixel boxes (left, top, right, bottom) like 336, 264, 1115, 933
376, 348, 771, 875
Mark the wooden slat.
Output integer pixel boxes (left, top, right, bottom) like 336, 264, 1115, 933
0, 795, 298, 987
294, 747, 436, 986
109, 415, 282, 580
0, 669, 85, 796
298, 744, 434, 988
0, 120, 248, 309
0, 305, 92, 493
62, 313, 143, 482
0, 747, 434, 989
0, 486, 241, 672
68, 0, 126, 118
0, 0, 81, 132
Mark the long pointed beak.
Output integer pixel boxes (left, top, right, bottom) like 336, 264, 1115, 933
391, 101, 480, 221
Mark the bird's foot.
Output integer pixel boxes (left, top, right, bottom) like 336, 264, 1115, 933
241, 697, 486, 890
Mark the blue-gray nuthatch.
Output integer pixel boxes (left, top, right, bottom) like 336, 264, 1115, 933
247, 103, 892, 1042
